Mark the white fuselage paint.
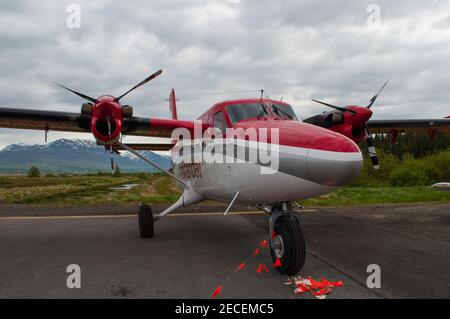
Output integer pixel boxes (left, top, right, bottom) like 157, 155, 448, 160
172, 140, 363, 205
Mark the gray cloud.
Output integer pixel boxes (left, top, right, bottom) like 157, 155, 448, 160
1, 0, 450, 148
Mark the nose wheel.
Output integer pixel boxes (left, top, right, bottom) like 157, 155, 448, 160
269, 212, 306, 276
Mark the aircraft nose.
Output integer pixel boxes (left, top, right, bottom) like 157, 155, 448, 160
307, 132, 363, 187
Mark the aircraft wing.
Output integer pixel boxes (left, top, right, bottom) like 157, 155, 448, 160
0, 107, 199, 139
367, 118, 450, 133
0, 108, 91, 133
121, 116, 199, 138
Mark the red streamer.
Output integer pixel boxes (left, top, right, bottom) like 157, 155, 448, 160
211, 285, 223, 299
260, 240, 268, 248
256, 263, 269, 273
237, 263, 246, 271
273, 258, 282, 267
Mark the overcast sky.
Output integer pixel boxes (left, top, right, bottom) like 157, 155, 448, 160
0, 0, 449, 148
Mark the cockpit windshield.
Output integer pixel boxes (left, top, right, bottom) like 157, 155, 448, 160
227, 103, 299, 124
227, 103, 267, 124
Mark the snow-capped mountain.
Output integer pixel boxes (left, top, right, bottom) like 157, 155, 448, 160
0, 138, 172, 173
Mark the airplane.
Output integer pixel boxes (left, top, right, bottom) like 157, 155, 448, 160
1, 69, 450, 276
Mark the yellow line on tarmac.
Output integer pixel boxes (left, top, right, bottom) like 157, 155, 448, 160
0, 209, 317, 221
0, 215, 134, 221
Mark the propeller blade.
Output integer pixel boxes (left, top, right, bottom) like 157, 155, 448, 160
110, 157, 114, 172
115, 69, 163, 101
312, 99, 357, 114
367, 79, 390, 109
365, 126, 380, 170
54, 82, 97, 103
107, 117, 115, 175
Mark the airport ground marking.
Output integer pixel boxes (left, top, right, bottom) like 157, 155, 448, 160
0, 210, 318, 221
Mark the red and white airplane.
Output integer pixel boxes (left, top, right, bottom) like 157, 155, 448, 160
1, 70, 450, 276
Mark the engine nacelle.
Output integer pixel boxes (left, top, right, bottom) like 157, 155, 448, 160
328, 106, 373, 144
90, 95, 123, 145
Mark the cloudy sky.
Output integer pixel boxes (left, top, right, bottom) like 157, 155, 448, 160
0, 0, 449, 148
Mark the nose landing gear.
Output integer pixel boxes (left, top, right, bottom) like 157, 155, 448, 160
268, 204, 306, 276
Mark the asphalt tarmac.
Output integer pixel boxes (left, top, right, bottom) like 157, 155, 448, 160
0, 202, 449, 299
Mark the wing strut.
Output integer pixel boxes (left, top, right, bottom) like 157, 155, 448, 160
116, 141, 187, 187
116, 142, 205, 221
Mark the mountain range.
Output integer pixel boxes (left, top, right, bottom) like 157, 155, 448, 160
0, 139, 172, 173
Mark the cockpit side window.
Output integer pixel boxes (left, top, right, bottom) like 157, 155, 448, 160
214, 111, 224, 134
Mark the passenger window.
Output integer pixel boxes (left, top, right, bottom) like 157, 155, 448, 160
214, 111, 224, 134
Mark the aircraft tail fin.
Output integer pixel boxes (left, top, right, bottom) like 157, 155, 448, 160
168, 88, 178, 120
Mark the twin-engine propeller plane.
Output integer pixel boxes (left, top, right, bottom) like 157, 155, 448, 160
1, 70, 450, 276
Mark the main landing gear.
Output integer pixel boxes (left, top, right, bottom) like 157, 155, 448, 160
266, 203, 306, 276
137, 183, 204, 239
138, 204, 154, 238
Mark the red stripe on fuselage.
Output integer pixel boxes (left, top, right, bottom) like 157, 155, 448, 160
233, 120, 360, 153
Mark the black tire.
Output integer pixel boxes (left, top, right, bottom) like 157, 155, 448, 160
270, 215, 306, 276
138, 204, 154, 238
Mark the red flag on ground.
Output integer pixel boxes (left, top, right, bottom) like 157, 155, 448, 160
261, 240, 268, 248
331, 280, 344, 287
257, 263, 269, 273
237, 263, 246, 271
312, 288, 332, 296
273, 258, 282, 267
211, 285, 223, 299
297, 283, 310, 292
253, 248, 260, 256
288, 276, 345, 298
310, 278, 326, 289
320, 278, 332, 286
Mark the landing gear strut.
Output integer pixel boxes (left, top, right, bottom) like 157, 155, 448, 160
138, 204, 154, 238
136, 184, 204, 239
268, 204, 306, 276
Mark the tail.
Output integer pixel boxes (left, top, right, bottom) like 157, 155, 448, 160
168, 88, 178, 120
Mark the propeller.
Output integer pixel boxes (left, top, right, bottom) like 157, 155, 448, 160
55, 69, 163, 173
115, 69, 163, 101
54, 83, 97, 103
55, 69, 163, 104
312, 80, 390, 169
107, 117, 115, 175
311, 99, 357, 114
364, 79, 390, 169
367, 79, 390, 109
365, 125, 380, 170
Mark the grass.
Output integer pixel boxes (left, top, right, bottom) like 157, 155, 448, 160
303, 186, 450, 207
0, 173, 180, 205
0, 173, 449, 206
